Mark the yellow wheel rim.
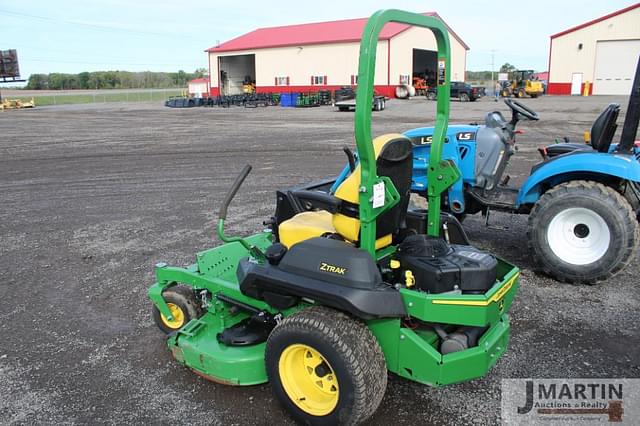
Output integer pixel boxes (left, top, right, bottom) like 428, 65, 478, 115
160, 303, 185, 329
278, 344, 339, 416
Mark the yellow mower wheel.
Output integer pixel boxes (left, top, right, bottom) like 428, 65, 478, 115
160, 303, 185, 329
265, 306, 387, 424
152, 285, 202, 334
279, 344, 339, 416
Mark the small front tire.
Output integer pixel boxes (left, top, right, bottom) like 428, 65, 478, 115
152, 285, 202, 333
265, 306, 387, 425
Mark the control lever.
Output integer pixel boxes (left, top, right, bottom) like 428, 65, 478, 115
343, 146, 356, 173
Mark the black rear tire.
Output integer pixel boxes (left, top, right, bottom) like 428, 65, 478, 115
427, 92, 436, 101
265, 306, 387, 425
459, 93, 470, 102
527, 181, 639, 284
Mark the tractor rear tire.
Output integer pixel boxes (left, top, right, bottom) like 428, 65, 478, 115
622, 181, 640, 221
152, 285, 202, 334
527, 180, 639, 284
265, 306, 387, 425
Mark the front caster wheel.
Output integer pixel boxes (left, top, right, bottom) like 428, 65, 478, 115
265, 307, 387, 425
152, 285, 202, 333
527, 180, 639, 284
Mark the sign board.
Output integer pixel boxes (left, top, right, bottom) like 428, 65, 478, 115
0, 50, 20, 79
437, 58, 446, 86
498, 72, 509, 82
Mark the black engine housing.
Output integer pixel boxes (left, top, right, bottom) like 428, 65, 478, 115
396, 235, 497, 294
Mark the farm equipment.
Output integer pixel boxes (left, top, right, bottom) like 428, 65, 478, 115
501, 70, 544, 98
148, 10, 519, 425
1, 97, 35, 110
413, 76, 428, 96
404, 58, 640, 284
242, 75, 256, 94
334, 86, 386, 111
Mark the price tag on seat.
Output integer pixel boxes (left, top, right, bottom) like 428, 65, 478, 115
372, 181, 385, 208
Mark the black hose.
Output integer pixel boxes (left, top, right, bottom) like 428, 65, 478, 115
219, 164, 252, 220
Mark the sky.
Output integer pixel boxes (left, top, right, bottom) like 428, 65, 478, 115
1, 0, 638, 82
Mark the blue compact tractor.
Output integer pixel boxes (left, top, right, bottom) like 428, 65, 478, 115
332, 57, 640, 284
405, 59, 640, 284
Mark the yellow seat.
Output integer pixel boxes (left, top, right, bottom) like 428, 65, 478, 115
278, 133, 412, 249
278, 211, 335, 249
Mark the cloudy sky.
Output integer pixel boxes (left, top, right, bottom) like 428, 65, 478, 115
1, 0, 637, 79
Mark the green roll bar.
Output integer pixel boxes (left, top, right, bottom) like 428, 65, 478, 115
354, 10, 461, 256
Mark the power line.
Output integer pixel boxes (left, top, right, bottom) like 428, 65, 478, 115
0, 8, 204, 40
27, 57, 198, 67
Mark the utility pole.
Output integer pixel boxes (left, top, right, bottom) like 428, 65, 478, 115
491, 49, 496, 95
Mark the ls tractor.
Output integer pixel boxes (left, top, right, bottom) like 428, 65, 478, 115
148, 10, 520, 425
405, 59, 640, 284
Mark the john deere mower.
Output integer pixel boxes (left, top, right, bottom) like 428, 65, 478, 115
148, 10, 520, 424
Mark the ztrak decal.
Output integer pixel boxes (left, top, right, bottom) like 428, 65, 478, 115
319, 262, 347, 275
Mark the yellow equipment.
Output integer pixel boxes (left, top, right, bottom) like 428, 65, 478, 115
0, 97, 35, 110
501, 70, 543, 98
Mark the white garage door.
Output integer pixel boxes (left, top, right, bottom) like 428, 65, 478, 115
593, 39, 640, 95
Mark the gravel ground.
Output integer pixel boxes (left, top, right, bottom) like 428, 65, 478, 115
1, 95, 638, 425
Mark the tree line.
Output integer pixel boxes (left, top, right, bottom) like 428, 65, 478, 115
466, 63, 535, 82
26, 69, 207, 90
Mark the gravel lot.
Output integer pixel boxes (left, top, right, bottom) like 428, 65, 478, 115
1, 95, 638, 425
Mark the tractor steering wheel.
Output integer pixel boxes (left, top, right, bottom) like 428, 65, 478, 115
504, 98, 539, 121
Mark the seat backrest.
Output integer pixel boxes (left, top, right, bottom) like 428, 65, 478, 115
332, 134, 413, 247
590, 103, 620, 153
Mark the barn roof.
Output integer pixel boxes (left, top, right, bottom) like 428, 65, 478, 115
206, 12, 469, 53
550, 2, 640, 39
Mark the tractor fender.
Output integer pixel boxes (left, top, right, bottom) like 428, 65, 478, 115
517, 152, 640, 206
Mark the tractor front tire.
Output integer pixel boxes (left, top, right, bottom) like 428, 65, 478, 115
527, 181, 639, 284
265, 306, 387, 425
152, 285, 202, 334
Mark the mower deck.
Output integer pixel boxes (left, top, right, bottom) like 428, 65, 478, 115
167, 311, 268, 385
151, 232, 519, 387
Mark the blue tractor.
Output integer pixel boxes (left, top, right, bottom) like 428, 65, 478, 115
404, 63, 640, 284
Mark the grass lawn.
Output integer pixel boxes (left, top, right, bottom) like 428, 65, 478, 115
6, 89, 184, 106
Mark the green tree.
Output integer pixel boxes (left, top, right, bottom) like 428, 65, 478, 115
500, 63, 516, 73
26, 74, 48, 89
78, 72, 91, 89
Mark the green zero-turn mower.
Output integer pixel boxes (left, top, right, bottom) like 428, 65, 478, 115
148, 10, 520, 424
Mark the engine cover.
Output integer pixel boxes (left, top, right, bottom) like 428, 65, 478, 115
396, 235, 497, 294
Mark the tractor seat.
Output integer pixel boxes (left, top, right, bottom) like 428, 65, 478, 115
541, 103, 620, 159
278, 134, 413, 250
